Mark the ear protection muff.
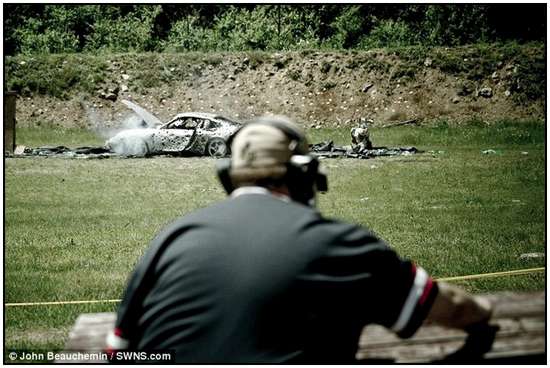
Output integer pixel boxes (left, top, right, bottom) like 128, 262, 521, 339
216, 158, 234, 194
286, 155, 328, 205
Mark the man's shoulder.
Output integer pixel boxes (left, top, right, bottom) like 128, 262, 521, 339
159, 194, 318, 232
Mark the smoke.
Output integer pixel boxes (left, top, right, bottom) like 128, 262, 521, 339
109, 114, 147, 138
78, 100, 151, 156
106, 130, 150, 156
80, 101, 147, 139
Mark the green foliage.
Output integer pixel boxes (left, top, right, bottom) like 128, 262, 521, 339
361, 58, 391, 73
513, 50, 545, 102
214, 6, 320, 51
163, 15, 217, 52
4, 4, 545, 54
5, 54, 107, 98
391, 45, 431, 66
358, 20, 417, 49
16, 17, 79, 54
84, 6, 161, 52
322, 5, 364, 49
5, 43, 543, 104
423, 5, 493, 46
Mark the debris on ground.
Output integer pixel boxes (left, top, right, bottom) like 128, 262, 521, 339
519, 253, 545, 260
379, 119, 419, 128
11, 121, 421, 160
14, 145, 27, 155
309, 140, 420, 159
338, 118, 419, 158
478, 87, 494, 98
12, 142, 421, 160
12, 145, 115, 159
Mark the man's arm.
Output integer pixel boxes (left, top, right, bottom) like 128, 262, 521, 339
425, 282, 493, 329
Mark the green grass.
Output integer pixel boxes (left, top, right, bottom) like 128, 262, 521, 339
5, 120, 546, 361
16, 126, 104, 147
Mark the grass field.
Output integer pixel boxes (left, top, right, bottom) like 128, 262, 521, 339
4, 120, 546, 361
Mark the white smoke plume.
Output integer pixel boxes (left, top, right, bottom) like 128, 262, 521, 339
80, 99, 146, 135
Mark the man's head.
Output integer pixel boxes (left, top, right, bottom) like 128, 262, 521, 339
216, 115, 327, 206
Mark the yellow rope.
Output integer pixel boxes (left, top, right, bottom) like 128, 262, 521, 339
5, 299, 121, 307
436, 266, 545, 282
5, 267, 545, 307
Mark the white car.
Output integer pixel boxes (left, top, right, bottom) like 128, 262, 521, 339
106, 101, 242, 157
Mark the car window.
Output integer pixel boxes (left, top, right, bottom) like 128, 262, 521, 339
166, 118, 199, 129
183, 118, 200, 129
166, 118, 185, 129
202, 120, 220, 130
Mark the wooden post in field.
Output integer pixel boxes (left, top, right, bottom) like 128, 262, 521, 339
4, 91, 16, 154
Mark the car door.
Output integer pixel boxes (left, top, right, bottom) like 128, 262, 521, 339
154, 118, 196, 152
184, 118, 221, 154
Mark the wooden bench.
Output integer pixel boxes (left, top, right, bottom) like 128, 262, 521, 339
56, 291, 545, 363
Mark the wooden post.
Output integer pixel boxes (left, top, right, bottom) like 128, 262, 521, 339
4, 91, 16, 154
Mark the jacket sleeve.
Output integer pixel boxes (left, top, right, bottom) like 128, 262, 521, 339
297, 219, 438, 339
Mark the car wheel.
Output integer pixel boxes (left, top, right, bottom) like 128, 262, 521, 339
205, 138, 228, 158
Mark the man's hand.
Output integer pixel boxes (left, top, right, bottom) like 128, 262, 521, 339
426, 282, 493, 329
427, 282, 498, 361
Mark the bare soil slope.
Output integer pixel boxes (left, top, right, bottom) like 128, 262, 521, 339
10, 45, 545, 130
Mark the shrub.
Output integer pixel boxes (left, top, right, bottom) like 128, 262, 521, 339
322, 5, 364, 49
162, 15, 217, 52
359, 20, 417, 49
84, 6, 161, 52
16, 18, 79, 54
422, 5, 493, 46
5, 54, 107, 98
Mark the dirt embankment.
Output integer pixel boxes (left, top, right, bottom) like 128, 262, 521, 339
10, 45, 545, 130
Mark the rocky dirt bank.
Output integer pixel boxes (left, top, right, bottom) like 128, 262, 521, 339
7, 44, 545, 130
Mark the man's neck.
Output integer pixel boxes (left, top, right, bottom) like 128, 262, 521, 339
231, 186, 291, 202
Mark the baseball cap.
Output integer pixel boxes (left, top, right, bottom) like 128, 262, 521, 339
230, 116, 309, 182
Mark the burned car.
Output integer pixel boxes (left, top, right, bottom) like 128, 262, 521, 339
106, 101, 241, 157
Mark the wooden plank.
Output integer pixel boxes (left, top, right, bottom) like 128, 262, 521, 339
55, 313, 115, 363
56, 291, 545, 363
357, 291, 545, 363
357, 316, 545, 362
